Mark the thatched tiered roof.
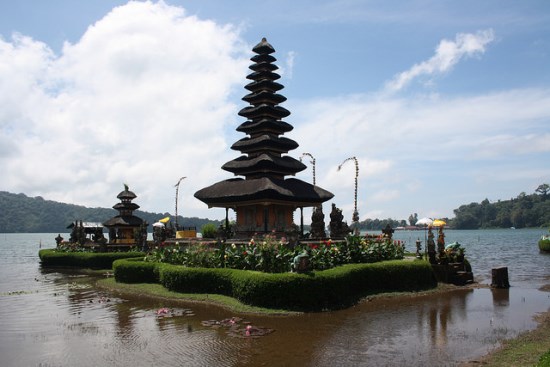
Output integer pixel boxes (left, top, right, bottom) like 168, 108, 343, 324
103, 185, 144, 227
194, 38, 333, 228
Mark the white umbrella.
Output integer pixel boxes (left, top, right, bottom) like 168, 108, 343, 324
416, 217, 433, 226
152, 222, 165, 228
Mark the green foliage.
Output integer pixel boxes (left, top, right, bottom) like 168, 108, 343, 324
147, 234, 405, 273
113, 257, 160, 283
0, 191, 221, 233
539, 238, 550, 252
39, 249, 145, 269
113, 258, 436, 311
200, 223, 218, 238
537, 349, 550, 367
452, 185, 550, 229
160, 265, 234, 294
357, 218, 408, 231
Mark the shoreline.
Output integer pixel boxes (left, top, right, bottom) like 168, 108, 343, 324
460, 307, 550, 366
97, 276, 550, 365
96, 277, 299, 316
97, 276, 477, 315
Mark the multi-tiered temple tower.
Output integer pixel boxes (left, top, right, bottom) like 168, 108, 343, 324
195, 38, 333, 238
103, 184, 146, 245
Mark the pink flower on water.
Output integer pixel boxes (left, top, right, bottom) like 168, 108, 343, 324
156, 307, 170, 316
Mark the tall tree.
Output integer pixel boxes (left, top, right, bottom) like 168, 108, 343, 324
536, 183, 549, 200
408, 213, 418, 226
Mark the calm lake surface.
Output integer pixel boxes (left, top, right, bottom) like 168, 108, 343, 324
1, 229, 549, 367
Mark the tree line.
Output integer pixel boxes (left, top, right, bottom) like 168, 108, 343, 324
1, 184, 548, 233
354, 184, 550, 230
450, 184, 550, 229
0, 191, 220, 233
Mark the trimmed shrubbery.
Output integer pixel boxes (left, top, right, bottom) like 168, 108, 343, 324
113, 257, 436, 311
39, 249, 145, 269
148, 234, 405, 273
539, 237, 550, 252
112, 256, 160, 283
41, 233, 438, 311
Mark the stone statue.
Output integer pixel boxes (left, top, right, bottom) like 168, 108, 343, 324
329, 203, 351, 239
55, 234, 64, 246
310, 206, 326, 238
437, 226, 446, 261
382, 224, 394, 240
292, 252, 310, 273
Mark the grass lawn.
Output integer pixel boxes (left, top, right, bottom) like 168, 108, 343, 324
96, 277, 297, 315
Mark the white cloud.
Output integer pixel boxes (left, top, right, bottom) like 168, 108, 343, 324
292, 87, 550, 221
282, 50, 296, 79
0, 1, 249, 217
384, 29, 495, 93
1, 2, 548, 225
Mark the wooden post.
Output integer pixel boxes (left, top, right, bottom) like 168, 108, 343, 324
491, 267, 510, 288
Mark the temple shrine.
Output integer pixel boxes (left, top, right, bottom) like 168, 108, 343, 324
195, 38, 333, 238
103, 184, 147, 246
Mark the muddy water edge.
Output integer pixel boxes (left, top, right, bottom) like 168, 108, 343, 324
1, 230, 549, 367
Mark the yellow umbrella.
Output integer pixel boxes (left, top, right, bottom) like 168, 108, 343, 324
159, 216, 170, 223
432, 219, 446, 227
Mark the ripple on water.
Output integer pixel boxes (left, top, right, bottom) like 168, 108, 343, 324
1, 231, 550, 366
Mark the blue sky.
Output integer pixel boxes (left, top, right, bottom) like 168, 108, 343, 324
1, 0, 549, 224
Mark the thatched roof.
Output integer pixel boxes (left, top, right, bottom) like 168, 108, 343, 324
195, 38, 334, 210
194, 177, 333, 207
103, 215, 143, 227
222, 153, 306, 176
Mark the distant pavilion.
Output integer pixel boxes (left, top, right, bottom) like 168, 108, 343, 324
103, 185, 146, 245
194, 38, 333, 238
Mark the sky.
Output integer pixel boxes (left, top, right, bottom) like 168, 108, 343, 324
1, 0, 549, 224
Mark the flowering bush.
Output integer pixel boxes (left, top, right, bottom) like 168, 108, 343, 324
146, 234, 405, 273
222, 234, 295, 273
150, 241, 218, 267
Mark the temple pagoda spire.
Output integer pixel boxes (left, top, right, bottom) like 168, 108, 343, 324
195, 38, 333, 237
103, 184, 146, 245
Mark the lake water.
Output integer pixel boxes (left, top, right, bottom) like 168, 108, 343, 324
1, 229, 549, 366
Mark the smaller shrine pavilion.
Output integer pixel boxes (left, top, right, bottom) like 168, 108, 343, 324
103, 184, 146, 246
195, 38, 334, 238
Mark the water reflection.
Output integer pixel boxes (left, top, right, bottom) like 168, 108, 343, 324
492, 288, 510, 308
1, 232, 550, 366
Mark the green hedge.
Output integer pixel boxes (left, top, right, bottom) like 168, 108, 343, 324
539, 239, 550, 252
39, 249, 145, 269
160, 266, 234, 294
113, 258, 436, 311
113, 257, 160, 283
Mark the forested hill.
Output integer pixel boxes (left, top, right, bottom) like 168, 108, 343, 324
2, 186, 549, 233
0, 191, 220, 233
452, 185, 550, 229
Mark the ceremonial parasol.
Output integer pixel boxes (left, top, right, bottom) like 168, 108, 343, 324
432, 219, 446, 227
416, 217, 433, 226
416, 217, 433, 252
